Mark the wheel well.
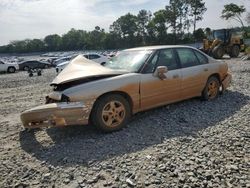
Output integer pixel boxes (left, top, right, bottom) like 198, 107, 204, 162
91, 91, 133, 117
208, 73, 221, 83
8, 66, 15, 69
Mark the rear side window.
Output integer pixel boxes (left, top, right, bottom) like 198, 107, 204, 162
176, 48, 200, 68
89, 54, 100, 59
193, 50, 208, 64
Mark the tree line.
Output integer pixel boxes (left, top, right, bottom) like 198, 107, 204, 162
0, 1, 248, 53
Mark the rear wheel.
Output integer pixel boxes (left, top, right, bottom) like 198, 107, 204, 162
202, 76, 220, 101
229, 45, 240, 58
91, 94, 131, 132
7, 67, 16, 73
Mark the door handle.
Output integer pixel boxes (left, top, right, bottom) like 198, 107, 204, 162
204, 68, 208, 72
173, 75, 179, 79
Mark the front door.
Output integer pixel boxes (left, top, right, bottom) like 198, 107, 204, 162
140, 49, 182, 110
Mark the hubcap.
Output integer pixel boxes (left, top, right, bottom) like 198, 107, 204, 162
207, 80, 218, 99
102, 101, 125, 127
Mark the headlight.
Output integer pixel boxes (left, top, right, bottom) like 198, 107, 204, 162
49, 92, 62, 101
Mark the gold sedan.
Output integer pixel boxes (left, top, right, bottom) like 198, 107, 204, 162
21, 46, 232, 132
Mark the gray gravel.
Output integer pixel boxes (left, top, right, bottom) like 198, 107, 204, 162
0, 58, 249, 188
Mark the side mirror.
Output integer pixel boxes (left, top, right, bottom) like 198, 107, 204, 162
154, 66, 168, 80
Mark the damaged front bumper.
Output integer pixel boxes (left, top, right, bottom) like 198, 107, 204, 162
20, 102, 90, 129
222, 73, 232, 91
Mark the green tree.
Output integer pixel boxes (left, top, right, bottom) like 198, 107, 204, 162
88, 26, 106, 49
110, 13, 138, 47
193, 28, 205, 41
221, 3, 246, 28
204, 27, 212, 39
188, 0, 207, 33
44, 34, 61, 51
27, 39, 45, 52
137, 9, 152, 45
61, 29, 87, 50
150, 10, 168, 44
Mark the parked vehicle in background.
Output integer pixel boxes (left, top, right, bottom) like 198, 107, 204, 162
202, 29, 244, 59
55, 61, 70, 73
84, 53, 109, 64
18, 60, 51, 71
52, 56, 74, 67
55, 53, 109, 73
0, 60, 19, 73
21, 45, 232, 132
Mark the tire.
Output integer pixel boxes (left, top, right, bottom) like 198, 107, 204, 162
202, 76, 220, 101
23, 66, 29, 71
91, 94, 131, 132
212, 45, 225, 59
7, 67, 16, 73
229, 45, 240, 58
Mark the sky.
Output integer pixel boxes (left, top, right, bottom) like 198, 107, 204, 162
0, 0, 249, 45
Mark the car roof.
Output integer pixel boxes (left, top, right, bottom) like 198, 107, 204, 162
124, 45, 197, 51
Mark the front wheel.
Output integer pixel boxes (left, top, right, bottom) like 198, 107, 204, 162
202, 77, 220, 101
91, 94, 131, 132
7, 67, 16, 73
23, 66, 29, 71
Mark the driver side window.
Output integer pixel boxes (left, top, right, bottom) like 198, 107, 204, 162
143, 49, 178, 73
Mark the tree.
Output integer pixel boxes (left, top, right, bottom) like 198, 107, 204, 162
188, 0, 207, 33
110, 13, 138, 47
88, 26, 106, 49
44, 34, 61, 51
27, 39, 45, 52
205, 27, 212, 39
193, 28, 205, 41
150, 10, 168, 44
137, 9, 152, 45
221, 3, 246, 28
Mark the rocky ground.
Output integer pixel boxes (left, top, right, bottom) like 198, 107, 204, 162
0, 58, 249, 188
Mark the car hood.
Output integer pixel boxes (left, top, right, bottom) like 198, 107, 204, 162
51, 55, 128, 85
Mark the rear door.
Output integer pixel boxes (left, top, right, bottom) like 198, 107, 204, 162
175, 48, 210, 99
140, 49, 182, 110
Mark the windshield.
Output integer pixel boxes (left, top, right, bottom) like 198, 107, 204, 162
213, 30, 225, 41
104, 50, 152, 72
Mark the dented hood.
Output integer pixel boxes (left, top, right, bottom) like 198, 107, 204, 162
52, 55, 127, 85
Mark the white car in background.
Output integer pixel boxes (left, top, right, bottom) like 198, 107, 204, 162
83, 53, 109, 65
56, 61, 70, 73
53, 56, 74, 67
56, 53, 109, 73
0, 60, 19, 73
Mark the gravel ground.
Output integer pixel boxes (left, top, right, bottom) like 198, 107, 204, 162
0, 58, 249, 188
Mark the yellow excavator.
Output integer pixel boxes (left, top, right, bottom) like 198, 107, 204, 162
202, 29, 245, 59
